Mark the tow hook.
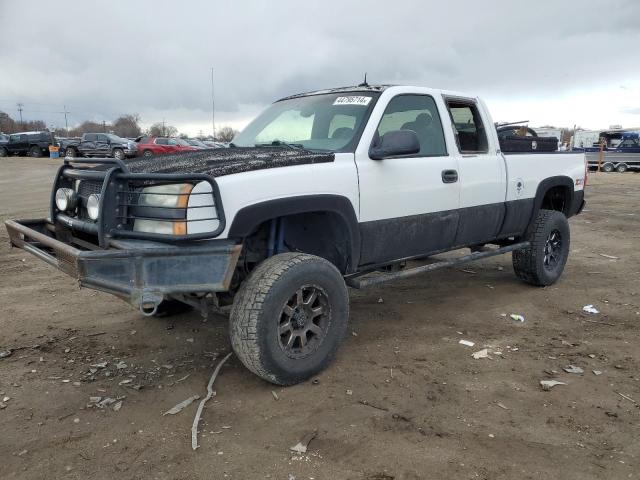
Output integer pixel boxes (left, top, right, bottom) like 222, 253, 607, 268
138, 292, 164, 317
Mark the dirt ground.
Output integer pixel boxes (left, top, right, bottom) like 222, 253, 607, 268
0, 157, 639, 480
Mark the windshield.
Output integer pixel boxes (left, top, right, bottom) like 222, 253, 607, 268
233, 92, 379, 152
107, 134, 126, 142
176, 138, 191, 146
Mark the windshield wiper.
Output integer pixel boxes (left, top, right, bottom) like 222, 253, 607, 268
255, 140, 305, 150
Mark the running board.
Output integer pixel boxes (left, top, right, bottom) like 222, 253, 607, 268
346, 242, 530, 289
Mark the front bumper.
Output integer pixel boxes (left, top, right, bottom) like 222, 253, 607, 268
6, 218, 241, 313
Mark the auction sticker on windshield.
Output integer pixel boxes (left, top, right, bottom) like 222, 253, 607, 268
333, 96, 372, 106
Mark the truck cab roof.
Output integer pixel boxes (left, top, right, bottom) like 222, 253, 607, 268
277, 84, 478, 103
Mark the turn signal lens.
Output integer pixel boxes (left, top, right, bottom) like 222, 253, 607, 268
87, 194, 100, 220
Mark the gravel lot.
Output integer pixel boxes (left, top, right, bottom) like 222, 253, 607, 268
1, 157, 639, 480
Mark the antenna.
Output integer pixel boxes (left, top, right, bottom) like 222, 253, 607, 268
358, 73, 369, 87
211, 67, 215, 140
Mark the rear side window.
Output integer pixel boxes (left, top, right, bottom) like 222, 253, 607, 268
376, 94, 447, 156
85, 133, 98, 142
446, 100, 488, 153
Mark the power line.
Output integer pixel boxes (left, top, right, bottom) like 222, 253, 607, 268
17, 103, 24, 126
63, 105, 70, 133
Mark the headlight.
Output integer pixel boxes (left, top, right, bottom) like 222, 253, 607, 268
87, 194, 100, 220
55, 188, 77, 211
133, 182, 219, 236
134, 183, 193, 235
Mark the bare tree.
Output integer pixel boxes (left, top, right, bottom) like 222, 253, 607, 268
216, 126, 237, 142
112, 114, 142, 138
148, 122, 178, 137
68, 121, 105, 137
0, 111, 17, 133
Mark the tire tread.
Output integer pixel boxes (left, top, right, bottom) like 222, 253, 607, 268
229, 253, 344, 384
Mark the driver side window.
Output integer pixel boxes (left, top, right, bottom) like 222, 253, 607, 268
376, 95, 447, 156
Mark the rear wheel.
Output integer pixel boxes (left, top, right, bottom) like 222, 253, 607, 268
512, 209, 570, 286
0, 147, 7, 157
602, 162, 614, 173
29, 146, 42, 158
616, 163, 628, 173
143, 149, 153, 158
229, 253, 349, 385
65, 147, 77, 158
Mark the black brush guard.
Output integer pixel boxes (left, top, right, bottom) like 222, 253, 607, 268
5, 158, 240, 314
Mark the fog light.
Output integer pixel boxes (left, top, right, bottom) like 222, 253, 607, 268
55, 188, 77, 211
87, 194, 100, 220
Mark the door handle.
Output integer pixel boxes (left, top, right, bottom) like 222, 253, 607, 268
442, 169, 458, 183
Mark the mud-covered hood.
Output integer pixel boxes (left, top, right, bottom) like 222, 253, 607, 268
123, 147, 335, 178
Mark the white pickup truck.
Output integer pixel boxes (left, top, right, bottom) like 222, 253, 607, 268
6, 84, 587, 385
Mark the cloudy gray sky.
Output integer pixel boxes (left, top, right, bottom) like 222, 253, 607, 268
1, 0, 639, 135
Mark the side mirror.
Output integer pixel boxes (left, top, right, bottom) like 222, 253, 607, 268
369, 130, 420, 160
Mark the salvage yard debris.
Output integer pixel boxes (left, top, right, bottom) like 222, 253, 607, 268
472, 348, 490, 359
563, 365, 584, 374
191, 352, 233, 450
163, 395, 200, 416
540, 380, 567, 391
509, 314, 525, 322
459, 340, 475, 347
582, 305, 600, 315
289, 430, 318, 454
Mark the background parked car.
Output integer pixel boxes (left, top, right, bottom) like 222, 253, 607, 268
134, 136, 198, 157
185, 138, 209, 149
0, 131, 56, 157
201, 140, 228, 148
62, 133, 137, 159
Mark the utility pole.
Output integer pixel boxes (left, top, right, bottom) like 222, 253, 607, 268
211, 68, 215, 140
102, 120, 106, 133
162, 118, 166, 137
17, 103, 24, 127
63, 105, 70, 134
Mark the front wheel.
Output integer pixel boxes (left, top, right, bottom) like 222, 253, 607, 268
65, 147, 77, 158
143, 149, 153, 158
0, 147, 7, 157
29, 146, 42, 158
112, 148, 125, 160
512, 209, 570, 286
229, 253, 349, 385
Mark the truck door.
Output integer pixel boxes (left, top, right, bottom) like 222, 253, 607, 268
8, 134, 25, 154
95, 134, 111, 156
80, 133, 98, 155
444, 97, 507, 246
355, 93, 461, 266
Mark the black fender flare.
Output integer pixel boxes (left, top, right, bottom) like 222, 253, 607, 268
228, 194, 360, 273
530, 175, 575, 223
